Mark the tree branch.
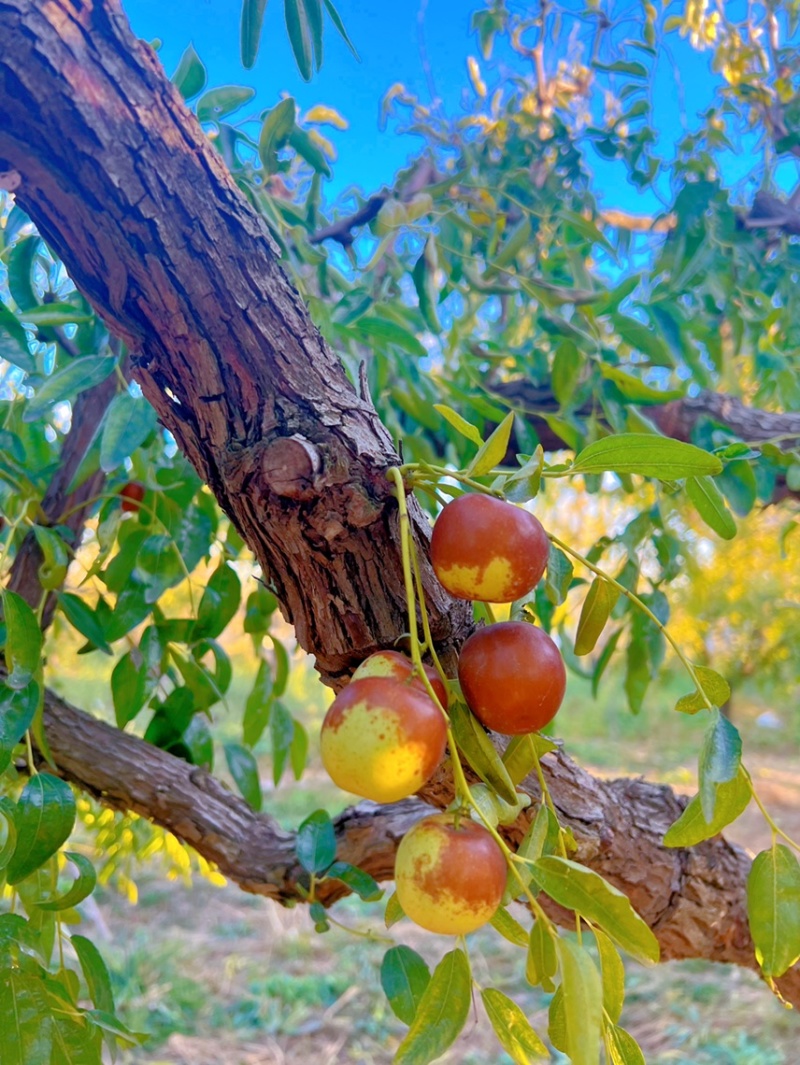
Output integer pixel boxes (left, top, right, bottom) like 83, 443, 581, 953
27, 673, 800, 1007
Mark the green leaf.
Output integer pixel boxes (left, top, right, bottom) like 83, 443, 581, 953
747, 844, 800, 978
7, 774, 76, 886
259, 97, 296, 174
170, 43, 207, 100
571, 434, 722, 480
600, 363, 684, 404
685, 476, 737, 540
285, 0, 313, 80
394, 948, 471, 1065
288, 126, 332, 176
0, 301, 35, 372
502, 733, 558, 786
243, 658, 273, 746
7, 235, 40, 312
37, 852, 97, 911
545, 544, 573, 605
504, 447, 544, 503
675, 666, 731, 716
604, 1024, 646, 1065
289, 719, 308, 779
355, 317, 426, 357
0, 968, 53, 1065
385, 891, 405, 928
467, 412, 515, 477
71, 933, 115, 1013
698, 712, 742, 822
270, 699, 294, 785
0, 681, 38, 774
322, 0, 359, 59
326, 861, 382, 901
412, 240, 441, 332
99, 392, 157, 472
526, 919, 557, 991
487, 216, 532, 275
0, 797, 18, 870
240, 0, 269, 68
489, 907, 529, 948
133, 535, 185, 604
197, 85, 256, 122
380, 945, 431, 1025
552, 341, 583, 407
57, 594, 112, 655
111, 651, 149, 727
664, 768, 750, 847
556, 938, 603, 1065
574, 578, 619, 656
305, 0, 323, 70
194, 562, 241, 640
224, 743, 262, 811
32, 526, 68, 591
612, 312, 674, 367
2, 589, 42, 690
481, 988, 548, 1063
17, 303, 91, 328
295, 809, 335, 873
23, 356, 116, 422
532, 857, 660, 964
433, 404, 483, 447
593, 927, 625, 1024
449, 699, 518, 805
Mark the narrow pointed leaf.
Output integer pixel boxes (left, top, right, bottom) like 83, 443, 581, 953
241, 0, 269, 68
556, 938, 603, 1065
7, 774, 76, 885
449, 699, 518, 805
394, 948, 471, 1065
686, 475, 737, 539
664, 768, 750, 847
37, 853, 97, 911
2, 589, 43, 689
380, 945, 431, 1025
71, 934, 115, 1013
326, 861, 382, 901
593, 928, 625, 1023
571, 434, 722, 479
224, 742, 262, 811
23, 356, 116, 422
532, 857, 659, 964
698, 712, 742, 821
675, 666, 730, 715
285, 0, 313, 80
295, 809, 335, 873
481, 988, 549, 1063
605, 1024, 646, 1065
575, 578, 619, 656
433, 404, 483, 447
467, 412, 515, 476
322, 0, 359, 59
747, 844, 800, 977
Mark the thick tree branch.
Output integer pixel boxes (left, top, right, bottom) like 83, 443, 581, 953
27, 674, 800, 1006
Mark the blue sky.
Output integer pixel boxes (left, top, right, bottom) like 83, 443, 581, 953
122, 1, 769, 212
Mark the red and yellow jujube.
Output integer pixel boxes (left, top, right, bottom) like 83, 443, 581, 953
430, 494, 549, 603
458, 620, 566, 735
394, 814, 507, 934
320, 677, 447, 803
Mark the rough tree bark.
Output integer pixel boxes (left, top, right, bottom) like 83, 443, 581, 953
1, 0, 797, 1005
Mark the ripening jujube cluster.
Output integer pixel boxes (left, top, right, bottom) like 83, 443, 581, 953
320, 493, 566, 935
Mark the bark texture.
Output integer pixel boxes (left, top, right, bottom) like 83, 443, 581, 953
30, 673, 800, 1006
0, 0, 796, 1007
0, 0, 471, 686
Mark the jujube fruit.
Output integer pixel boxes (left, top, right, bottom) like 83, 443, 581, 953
430, 494, 549, 602
320, 677, 447, 803
352, 649, 448, 708
458, 620, 566, 734
119, 482, 145, 512
394, 813, 507, 935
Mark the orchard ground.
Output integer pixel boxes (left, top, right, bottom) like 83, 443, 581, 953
51, 650, 800, 1065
